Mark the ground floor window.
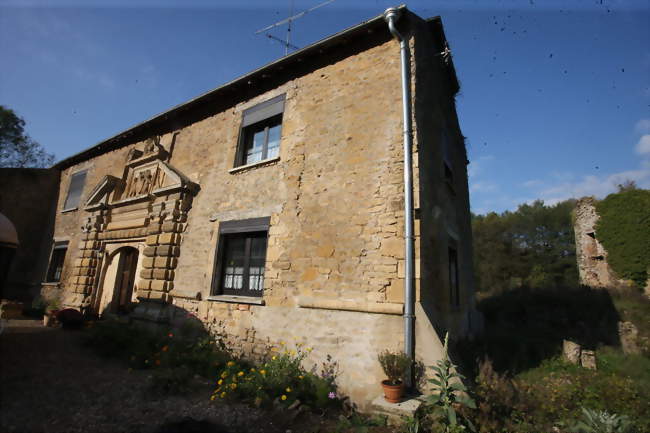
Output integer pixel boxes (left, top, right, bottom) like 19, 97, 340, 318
448, 246, 460, 307
212, 217, 270, 298
46, 241, 68, 282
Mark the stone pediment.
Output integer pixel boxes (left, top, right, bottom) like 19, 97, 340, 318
84, 139, 198, 211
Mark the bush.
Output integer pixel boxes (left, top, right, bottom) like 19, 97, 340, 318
211, 343, 340, 411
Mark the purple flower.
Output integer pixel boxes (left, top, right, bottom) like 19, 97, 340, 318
328, 391, 336, 399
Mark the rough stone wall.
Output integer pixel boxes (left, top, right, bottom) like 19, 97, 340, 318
0, 168, 60, 301
44, 15, 475, 408
574, 197, 629, 288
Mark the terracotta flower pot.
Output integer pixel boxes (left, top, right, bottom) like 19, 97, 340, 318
381, 380, 405, 403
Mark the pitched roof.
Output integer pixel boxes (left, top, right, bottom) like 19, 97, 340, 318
55, 5, 458, 170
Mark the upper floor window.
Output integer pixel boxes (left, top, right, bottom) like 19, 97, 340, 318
235, 95, 285, 167
441, 129, 454, 185
212, 217, 270, 298
46, 241, 68, 282
63, 170, 87, 211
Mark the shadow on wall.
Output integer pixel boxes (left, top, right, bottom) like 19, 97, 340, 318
453, 286, 621, 377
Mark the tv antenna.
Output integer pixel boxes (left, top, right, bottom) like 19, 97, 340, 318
256, 0, 336, 56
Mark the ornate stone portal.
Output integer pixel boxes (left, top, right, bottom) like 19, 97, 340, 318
67, 138, 198, 321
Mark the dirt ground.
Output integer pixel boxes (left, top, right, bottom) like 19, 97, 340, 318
0, 319, 369, 433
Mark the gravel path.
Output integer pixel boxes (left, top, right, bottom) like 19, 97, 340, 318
0, 319, 333, 433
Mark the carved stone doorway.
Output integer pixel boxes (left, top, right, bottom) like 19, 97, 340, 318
97, 246, 140, 315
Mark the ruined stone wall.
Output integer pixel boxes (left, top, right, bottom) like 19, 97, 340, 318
574, 197, 630, 289
0, 168, 60, 301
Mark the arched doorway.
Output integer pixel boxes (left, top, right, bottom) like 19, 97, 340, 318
97, 246, 139, 315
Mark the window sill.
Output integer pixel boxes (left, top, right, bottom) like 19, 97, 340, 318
42, 282, 60, 286
61, 207, 78, 213
207, 295, 265, 305
229, 156, 280, 174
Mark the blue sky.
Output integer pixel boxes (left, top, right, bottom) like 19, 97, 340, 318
1, 0, 648, 214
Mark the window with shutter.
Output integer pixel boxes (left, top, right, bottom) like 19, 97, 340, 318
63, 170, 87, 211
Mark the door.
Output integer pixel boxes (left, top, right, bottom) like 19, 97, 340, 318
114, 247, 138, 314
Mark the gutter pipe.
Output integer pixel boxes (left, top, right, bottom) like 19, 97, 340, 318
384, 7, 415, 386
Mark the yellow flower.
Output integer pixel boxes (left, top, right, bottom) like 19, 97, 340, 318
230, 383, 237, 390
220, 392, 226, 398
227, 361, 235, 367
286, 387, 292, 393
210, 395, 215, 401
280, 341, 286, 346
298, 375, 304, 380
250, 368, 256, 372
238, 371, 244, 377
271, 347, 278, 352
290, 350, 296, 356
218, 379, 223, 385
272, 356, 277, 360
221, 372, 228, 378
260, 369, 266, 375
306, 347, 313, 352
281, 395, 287, 401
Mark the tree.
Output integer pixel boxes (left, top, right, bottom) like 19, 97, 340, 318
0, 105, 54, 168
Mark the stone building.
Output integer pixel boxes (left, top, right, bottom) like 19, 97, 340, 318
32, 7, 479, 407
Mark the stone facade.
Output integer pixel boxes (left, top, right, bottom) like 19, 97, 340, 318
32, 9, 478, 408
0, 168, 60, 301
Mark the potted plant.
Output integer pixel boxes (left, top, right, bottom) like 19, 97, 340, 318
43, 299, 61, 327
377, 349, 410, 403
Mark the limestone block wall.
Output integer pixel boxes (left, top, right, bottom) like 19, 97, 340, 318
574, 197, 633, 289
44, 12, 476, 409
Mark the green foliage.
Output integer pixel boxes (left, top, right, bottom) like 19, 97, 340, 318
472, 199, 579, 295
211, 343, 340, 411
0, 105, 54, 168
335, 413, 387, 433
426, 333, 476, 433
377, 349, 410, 385
569, 407, 633, 433
596, 189, 650, 288
83, 319, 230, 392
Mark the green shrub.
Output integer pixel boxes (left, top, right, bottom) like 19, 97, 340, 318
596, 189, 650, 288
377, 350, 410, 385
569, 407, 633, 433
211, 343, 340, 411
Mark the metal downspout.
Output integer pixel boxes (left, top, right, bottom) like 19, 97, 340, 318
384, 7, 415, 386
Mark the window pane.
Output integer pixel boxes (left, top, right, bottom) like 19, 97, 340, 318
266, 124, 281, 159
245, 130, 265, 164
46, 245, 68, 282
222, 237, 246, 291
64, 171, 87, 210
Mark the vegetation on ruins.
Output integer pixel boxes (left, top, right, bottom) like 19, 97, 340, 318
596, 188, 650, 289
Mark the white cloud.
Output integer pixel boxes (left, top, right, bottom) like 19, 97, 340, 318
468, 154, 494, 179
636, 119, 650, 133
636, 135, 650, 155
523, 179, 543, 188
470, 181, 497, 193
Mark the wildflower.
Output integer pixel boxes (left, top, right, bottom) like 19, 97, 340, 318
280, 341, 286, 345
290, 350, 296, 356
227, 361, 235, 367
306, 347, 313, 352
286, 387, 292, 393
281, 395, 287, 401
250, 368, 256, 372
238, 371, 244, 377
221, 392, 226, 398
298, 375, 304, 380
272, 356, 277, 360
168, 333, 173, 338
328, 391, 336, 399
221, 372, 228, 379
218, 379, 223, 385
230, 383, 237, 390
271, 347, 278, 352
162, 345, 168, 352
260, 370, 266, 375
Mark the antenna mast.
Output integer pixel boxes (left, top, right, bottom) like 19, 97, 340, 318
256, 0, 336, 56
